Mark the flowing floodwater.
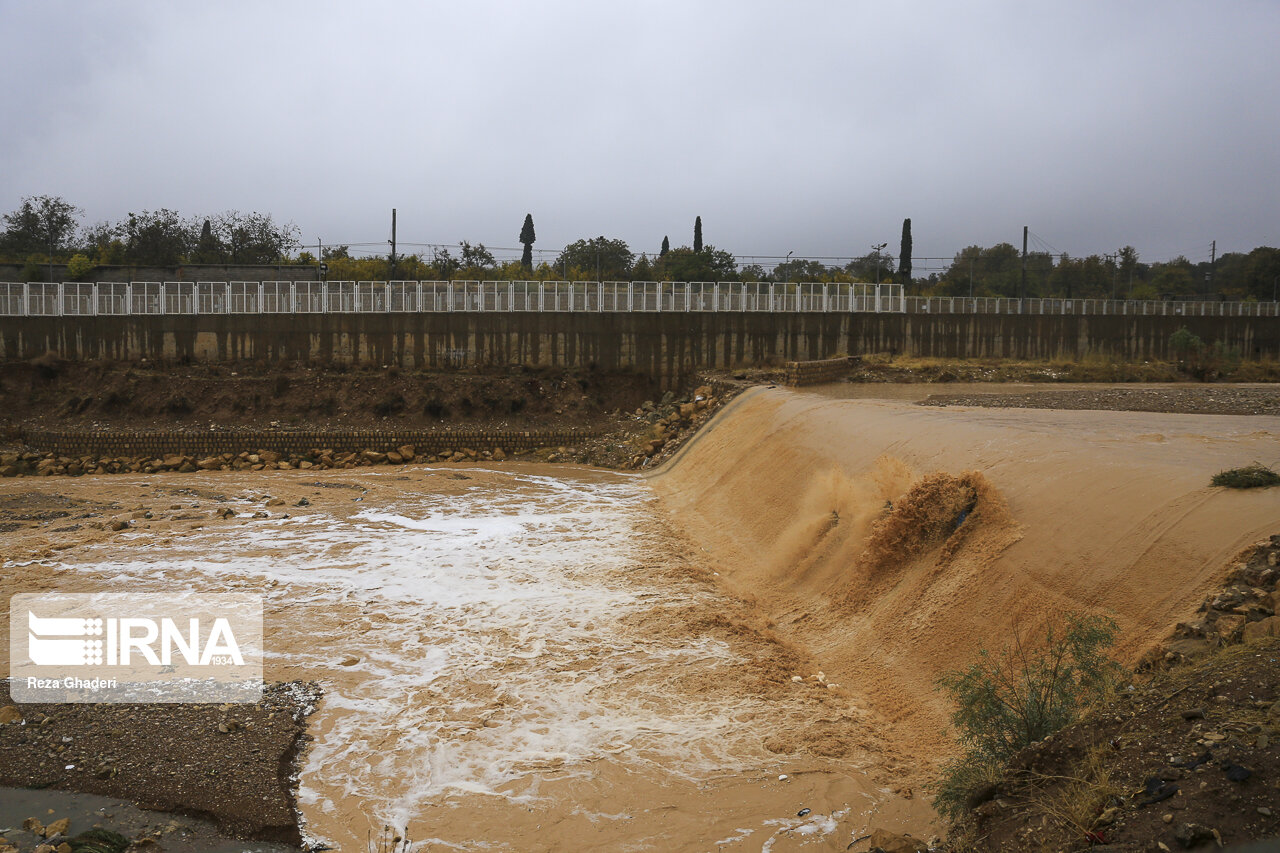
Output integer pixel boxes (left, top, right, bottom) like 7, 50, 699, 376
7, 465, 930, 851
16, 385, 1274, 850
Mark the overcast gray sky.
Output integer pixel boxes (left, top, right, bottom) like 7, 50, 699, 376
3, 0, 1277, 273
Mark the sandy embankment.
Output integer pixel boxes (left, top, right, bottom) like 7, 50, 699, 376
647, 386, 1280, 769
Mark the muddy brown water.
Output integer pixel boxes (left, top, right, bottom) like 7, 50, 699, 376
4, 384, 1280, 851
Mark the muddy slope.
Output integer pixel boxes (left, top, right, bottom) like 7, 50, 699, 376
646, 387, 1280, 773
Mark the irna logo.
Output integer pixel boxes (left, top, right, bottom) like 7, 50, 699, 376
27, 611, 245, 667
10, 592, 263, 704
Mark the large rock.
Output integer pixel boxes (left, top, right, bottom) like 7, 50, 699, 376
865, 829, 927, 853
362, 450, 387, 464
196, 456, 222, 470
1243, 616, 1280, 643
397, 445, 416, 461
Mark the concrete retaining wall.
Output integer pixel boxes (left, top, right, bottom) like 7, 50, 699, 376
3, 312, 1276, 383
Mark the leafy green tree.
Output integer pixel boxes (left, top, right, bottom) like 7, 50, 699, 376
899, 218, 912, 285
519, 213, 536, 270
211, 211, 298, 264
81, 221, 125, 265
660, 235, 670, 258
661, 245, 737, 281
431, 246, 458, 278
1049, 254, 1112, 299
933, 613, 1122, 820
941, 243, 1023, 297
632, 253, 653, 280
1242, 246, 1280, 301
123, 209, 195, 266
1, 195, 82, 260
845, 250, 896, 283
193, 218, 224, 263
775, 258, 830, 282
459, 240, 496, 274
556, 236, 633, 280
693, 216, 703, 253
1149, 257, 1196, 297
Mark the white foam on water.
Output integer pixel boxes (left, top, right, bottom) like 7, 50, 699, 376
760, 808, 849, 852
53, 469, 772, 838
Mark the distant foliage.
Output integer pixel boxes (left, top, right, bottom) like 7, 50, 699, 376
693, 216, 703, 253
932, 613, 1121, 820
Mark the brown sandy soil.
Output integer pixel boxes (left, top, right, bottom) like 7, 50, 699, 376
845, 354, 1280, 385
646, 386, 1280, 788
0, 466, 935, 851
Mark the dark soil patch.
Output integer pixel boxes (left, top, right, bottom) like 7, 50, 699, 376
945, 538, 1280, 852
919, 386, 1280, 416
0, 361, 660, 433
0, 681, 320, 845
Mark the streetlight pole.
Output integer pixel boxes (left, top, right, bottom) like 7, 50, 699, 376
872, 243, 888, 285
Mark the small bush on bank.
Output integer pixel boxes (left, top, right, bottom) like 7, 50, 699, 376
1211, 464, 1280, 489
932, 613, 1122, 821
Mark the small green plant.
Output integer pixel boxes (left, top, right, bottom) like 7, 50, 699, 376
1212, 464, 1280, 489
1170, 325, 1203, 360
931, 613, 1121, 821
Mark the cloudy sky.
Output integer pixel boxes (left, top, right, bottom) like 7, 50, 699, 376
3, 1, 1277, 273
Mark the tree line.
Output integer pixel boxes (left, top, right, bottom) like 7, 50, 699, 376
4, 195, 1277, 301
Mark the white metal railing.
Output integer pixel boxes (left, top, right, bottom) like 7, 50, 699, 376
5, 281, 1276, 317
903, 296, 1280, 317
0, 281, 909, 315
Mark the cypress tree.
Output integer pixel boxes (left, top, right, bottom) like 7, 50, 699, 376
660, 235, 670, 257
899, 218, 913, 286
519, 213, 536, 270
693, 216, 703, 253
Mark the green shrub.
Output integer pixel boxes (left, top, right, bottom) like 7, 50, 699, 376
20, 253, 46, 282
932, 613, 1121, 820
66, 252, 94, 280
1211, 464, 1280, 489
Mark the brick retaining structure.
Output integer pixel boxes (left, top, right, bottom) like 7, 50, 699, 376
20, 428, 603, 459
784, 356, 857, 386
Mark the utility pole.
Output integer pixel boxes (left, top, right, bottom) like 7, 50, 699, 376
388, 208, 397, 279
969, 254, 974, 297
1207, 239, 1216, 297
1020, 225, 1028, 300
